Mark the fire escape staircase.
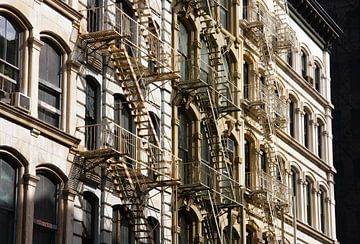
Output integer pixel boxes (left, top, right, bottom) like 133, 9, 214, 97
72, 3, 180, 243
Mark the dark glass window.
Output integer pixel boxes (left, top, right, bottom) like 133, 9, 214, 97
147, 217, 160, 244
305, 179, 312, 225
84, 77, 99, 150
220, 0, 230, 30
201, 125, 212, 187
114, 94, 134, 132
0, 15, 19, 84
304, 112, 309, 149
178, 22, 189, 80
82, 193, 98, 244
318, 122, 323, 158
315, 64, 321, 92
200, 40, 210, 84
243, 0, 248, 19
291, 169, 297, 197
243, 61, 249, 99
245, 139, 251, 187
179, 213, 193, 244
38, 42, 62, 128
223, 226, 240, 244
33, 174, 58, 244
112, 206, 134, 244
289, 99, 295, 137
320, 190, 326, 233
178, 109, 191, 184
246, 228, 253, 244
0, 156, 17, 244
301, 50, 307, 78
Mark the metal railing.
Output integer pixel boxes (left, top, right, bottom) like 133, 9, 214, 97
243, 84, 287, 124
80, 5, 179, 71
274, 22, 296, 51
177, 58, 241, 110
180, 160, 242, 204
76, 122, 179, 180
242, 5, 277, 37
246, 171, 289, 205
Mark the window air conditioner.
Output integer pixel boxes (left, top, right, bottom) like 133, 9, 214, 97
11, 92, 30, 112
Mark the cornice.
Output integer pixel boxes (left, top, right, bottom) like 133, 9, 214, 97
43, 0, 82, 23
0, 102, 80, 149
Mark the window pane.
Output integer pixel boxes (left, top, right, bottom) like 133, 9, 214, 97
0, 159, 16, 209
5, 21, 18, 66
38, 107, 60, 128
0, 208, 15, 244
0, 16, 5, 59
34, 174, 57, 224
39, 85, 60, 109
33, 225, 56, 244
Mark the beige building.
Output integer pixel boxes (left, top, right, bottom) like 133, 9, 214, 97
0, 0, 340, 243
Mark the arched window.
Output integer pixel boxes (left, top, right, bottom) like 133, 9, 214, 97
0, 15, 20, 94
33, 173, 59, 244
147, 217, 160, 244
305, 178, 313, 226
112, 205, 135, 244
178, 21, 189, 80
300, 49, 308, 78
243, 61, 249, 99
85, 77, 99, 150
303, 110, 310, 149
178, 109, 192, 184
242, 0, 248, 19
319, 188, 327, 233
0, 155, 18, 243
245, 139, 251, 187
314, 63, 321, 92
114, 94, 135, 133
317, 120, 324, 159
38, 41, 62, 128
83, 192, 98, 244
289, 97, 296, 137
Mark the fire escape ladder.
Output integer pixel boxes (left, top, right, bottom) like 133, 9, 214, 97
107, 159, 155, 244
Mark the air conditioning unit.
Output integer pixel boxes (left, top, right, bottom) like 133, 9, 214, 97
11, 92, 30, 112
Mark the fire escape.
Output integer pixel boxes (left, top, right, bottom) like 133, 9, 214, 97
176, 0, 242, 243
70, 2, 179, 243
242, 0, 295, 241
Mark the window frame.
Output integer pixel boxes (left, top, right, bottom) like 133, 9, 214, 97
219, 0, 230, 30
305, 178, 313, 226
300, 49, 308, 78
314, 63, 321, 93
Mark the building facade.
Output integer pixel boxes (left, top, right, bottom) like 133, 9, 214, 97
0, 0, 340, 244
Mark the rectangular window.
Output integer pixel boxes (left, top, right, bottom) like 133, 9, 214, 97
220, 0, 230, 30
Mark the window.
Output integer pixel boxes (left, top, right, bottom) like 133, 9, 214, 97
112, 206, 135, 244
85, 77, 99, 150
178, 109, 192, 184
260, 149, 267, 173
305, 179, 312, 226
220, 0, 230, 30
242, 0, 248, 19
304, 110, 310, 149
300, 50, 308, 78
178, 21, 189, 80
147, 217, 160, 244
315, 63, 321, 92
223, 226, 240, 244
290, 168, 300, 218
245, 139, 251, 187
87, 0, 102, 32
320, 189, 327, 233
33, 174, 59, 244
0, 15, 20, 94
38, 42, 62, 128
286, 49, 293, 67
243, 61, 249, 99
289, 97, 295, 137
200, 39, 210, 84
246, 228, 254, 244
0, 156, 17, 244
201, 124, 212, 187
220, 54, 232, 105
179, 211, 195, 244
82, 192, 98, 244
317, 120, 324, 158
